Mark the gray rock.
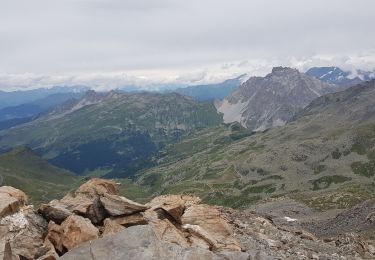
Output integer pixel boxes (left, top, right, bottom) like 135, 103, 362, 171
61, 225, 250, 260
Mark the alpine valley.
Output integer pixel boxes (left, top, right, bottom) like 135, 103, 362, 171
1, 67, 375, 259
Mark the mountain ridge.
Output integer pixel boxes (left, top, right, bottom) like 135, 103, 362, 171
0, 91, 223, 177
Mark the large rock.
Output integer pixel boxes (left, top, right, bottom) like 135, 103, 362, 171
0, 186, 27, 218
0, 186, 28, 203
47, 215, 99, 253
38, 202, 71, 225
60, 215, 99, 251
147, 195, 200, 223
102, 218, 125, 236
104, 213, 148, 227
60, 225, 250, 260
181, 205, 241, 251
100, 193, 148, 216
0, 208, 49, 259
74, 178, 119, 197
46, 221, 65, 254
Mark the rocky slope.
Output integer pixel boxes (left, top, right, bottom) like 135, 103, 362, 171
216, 67, 343, 131
0, 91, 222, 177
1, 179, 374, 259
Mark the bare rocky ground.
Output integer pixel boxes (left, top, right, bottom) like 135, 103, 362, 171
1, 179, 375, 259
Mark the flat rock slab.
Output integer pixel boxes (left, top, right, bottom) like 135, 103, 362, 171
61, 225, 250, 260
100, 193, 148, 216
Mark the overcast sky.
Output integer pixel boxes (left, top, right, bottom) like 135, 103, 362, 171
0, 0, 375, 90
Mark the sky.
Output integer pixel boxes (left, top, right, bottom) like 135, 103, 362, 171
0, 0, 375, 90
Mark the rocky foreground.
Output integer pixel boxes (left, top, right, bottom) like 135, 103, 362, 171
1, 179, 375, 259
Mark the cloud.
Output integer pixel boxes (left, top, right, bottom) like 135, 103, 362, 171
0, 0, 374, 90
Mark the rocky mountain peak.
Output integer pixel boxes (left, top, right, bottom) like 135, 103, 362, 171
270, 66, 299, 75
217, 67, 343, 131
104, 90, 123, 100
305, 66, 365, 86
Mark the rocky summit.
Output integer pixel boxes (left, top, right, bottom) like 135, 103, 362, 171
216, 67, 344, 131
1, 179, 375, 259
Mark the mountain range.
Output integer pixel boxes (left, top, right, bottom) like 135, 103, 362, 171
169, 74, 245, 101
0, 85, 88, 109
306, 66, 375, 86
0, 91, 222, 177
0, 67, 374, 213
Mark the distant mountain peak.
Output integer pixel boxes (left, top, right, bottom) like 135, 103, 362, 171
217, 67, 344, 131
271, 66, 298, 74
169, 76, 243, 101
305, 66, 368, 86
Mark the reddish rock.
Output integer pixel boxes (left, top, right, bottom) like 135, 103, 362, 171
147, 195, 200, 223
100, 193, 148, 216
0, 186, 27, 218
181, 204, 241, 251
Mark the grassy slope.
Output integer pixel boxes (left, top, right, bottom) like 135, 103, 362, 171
136, 82, 375, 210
0, 147, 151, 205
0, 147, 80, 204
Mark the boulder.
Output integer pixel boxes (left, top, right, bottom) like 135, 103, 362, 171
0, 186, 27, 218
46, 221, 65, 254
61, 215, 99, 251
86, 197, 107, 224
0, 186, 28, 204
147, 195, 200, 223
38, 203, 71, 224
105, 213, 148, 227
181, 204, 241, 251
75, 178, 119, 197
60, 225, 250, 260
47, 215, 99, 253
59, 193, 95, 216
102, 218, 125, 236
100, 193, 148, 216
0, 209, 48, 260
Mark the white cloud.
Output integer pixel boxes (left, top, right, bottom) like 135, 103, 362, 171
0, 0, 374, 90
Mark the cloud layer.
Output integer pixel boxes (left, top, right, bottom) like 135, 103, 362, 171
0, 0, 374, 90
